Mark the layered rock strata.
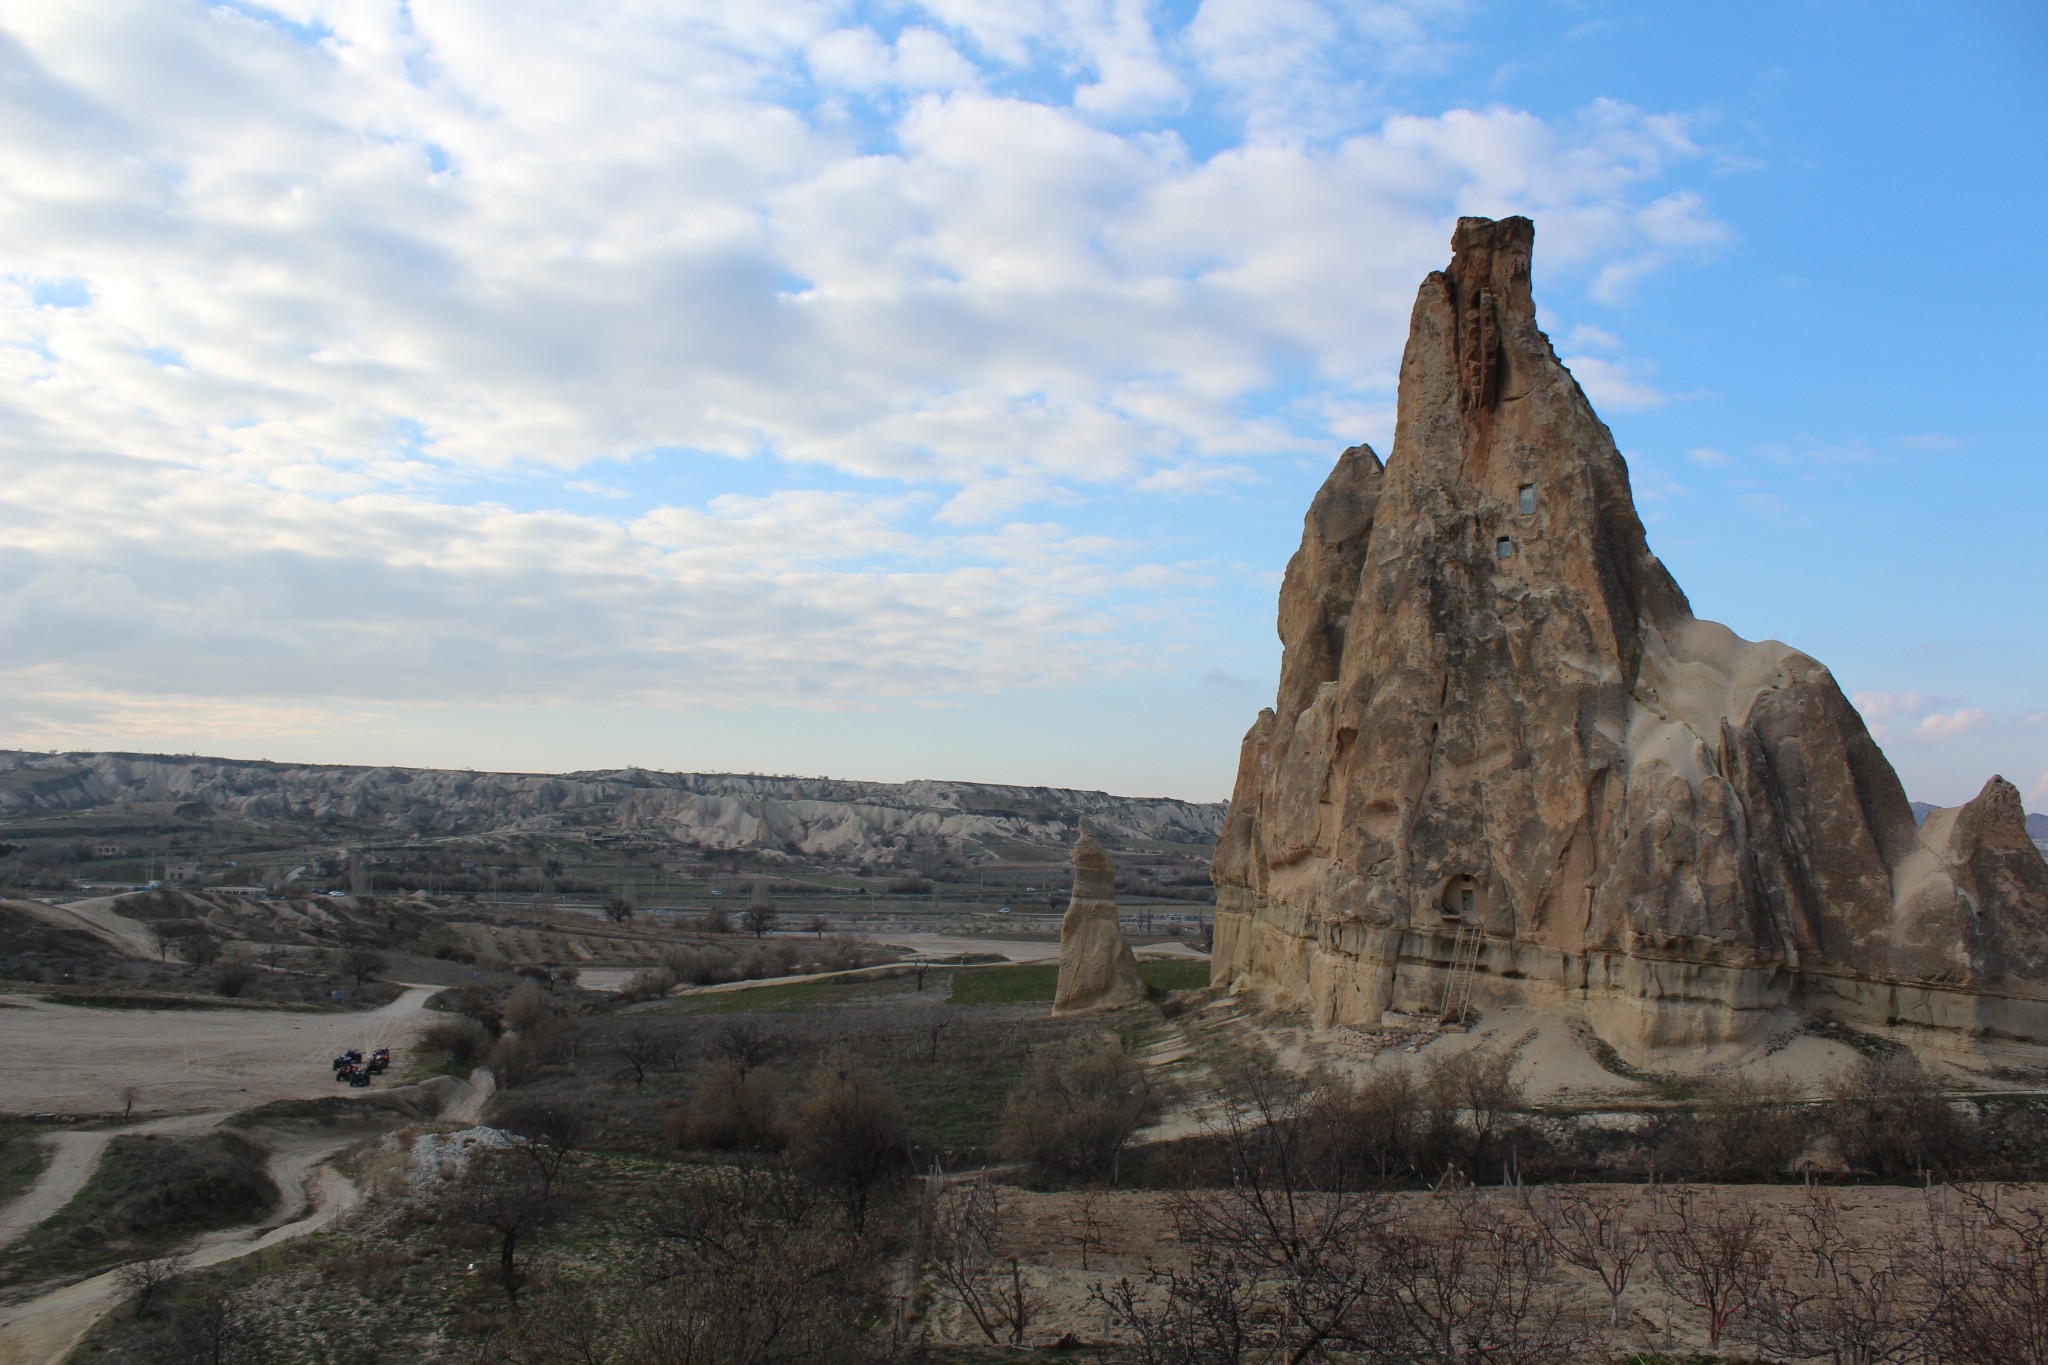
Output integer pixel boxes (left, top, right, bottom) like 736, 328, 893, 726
1054, 830, 1146, 1015
1213, 216, 2048, 1061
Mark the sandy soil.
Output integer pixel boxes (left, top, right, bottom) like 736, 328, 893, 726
6, 897, 157, 961
0, 985, 441, 1117
0, 1126, 368, 1365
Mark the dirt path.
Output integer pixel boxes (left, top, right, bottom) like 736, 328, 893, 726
0, 985, 441, 1117
5, 898, 157, 961
0, 1113, 225, 1251
0, 1128, 366, 1364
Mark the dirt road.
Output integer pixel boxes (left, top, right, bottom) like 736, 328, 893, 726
0, 985, 440, 1116
0, 1112, 225, 1250
0, 1127, 366, 1364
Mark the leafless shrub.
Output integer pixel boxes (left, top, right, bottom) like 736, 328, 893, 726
998, 1036, 1153, 1185
422, 1015, 491, 1066
616, 966, 677, 1003
495, 1100, 588, 1200
669, 1059, 787, 1153
212, 958, 256, 997
1371, 1185, 1585, 1364
1823, 1053, 1966, 1176
1421, 1046, 1525, 1181
928, 1174, 1047, 1348
1650, 1185, 1771, 1351
1660, 1070, 1816, 1179
785, 1061, 909, 1231
1930, 1184, 2048, 1363
502, 979, 554, 1032
1529, 1185, 1653, 1328
116, 1252, 189, 1317
1742, 1181, 1946, 1365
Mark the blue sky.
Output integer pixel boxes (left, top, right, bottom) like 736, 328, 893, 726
1, 0, 2042, 806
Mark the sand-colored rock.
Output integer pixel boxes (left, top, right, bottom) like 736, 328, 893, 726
1053, 830, 1146, 1015
1213, 216, 2048, 1062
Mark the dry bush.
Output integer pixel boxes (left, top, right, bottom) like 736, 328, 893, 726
784, 1062, 909, 1230
502, 979, 554, 1032
1420, 1046, 1525, 1180
1659, 1071, 1815, 1179
928, 1175, 1047, 1348
1823, 1052, 1967, 1176
211, 959, 255, 997
1742, 1181, 1946, 1364
422, 1015, 492, 1066
1372, 1186, 1585, 1363
1932, 1185, 2048, 1363
669, 1059, 788, 1153
1651, 1185, 1772, 1352
998, 1036, 1153, 1185
820, 933, 880, 972
617, 966, 678, 1002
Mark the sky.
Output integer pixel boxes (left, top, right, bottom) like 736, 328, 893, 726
1, 1, 2043, 806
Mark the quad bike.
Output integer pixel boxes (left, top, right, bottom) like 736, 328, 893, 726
346, 1069, 372, 1088
367, 1048, 391, 1075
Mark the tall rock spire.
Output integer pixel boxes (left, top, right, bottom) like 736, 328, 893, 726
1212, 216, 2048, 1061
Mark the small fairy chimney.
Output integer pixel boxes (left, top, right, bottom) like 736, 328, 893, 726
1052, 822, 1147, 1015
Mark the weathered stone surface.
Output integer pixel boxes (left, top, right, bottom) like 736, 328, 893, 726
1053, 830, 1146, 1015
1213, 216, 2048, 1061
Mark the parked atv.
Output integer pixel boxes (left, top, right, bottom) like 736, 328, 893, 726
346, 1069, 372, 1088
367, 1047, 391, 1074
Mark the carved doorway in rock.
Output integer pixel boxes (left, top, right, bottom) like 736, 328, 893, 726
1440, 874, 1485, 922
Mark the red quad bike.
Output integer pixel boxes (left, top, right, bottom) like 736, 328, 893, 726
347, 1068, 372, 1088
367, 1048, 391, 1075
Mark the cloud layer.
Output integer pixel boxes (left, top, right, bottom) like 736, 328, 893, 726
0, 1, 1731, 769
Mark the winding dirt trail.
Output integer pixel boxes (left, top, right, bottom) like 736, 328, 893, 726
0, 1127, 366, 1364
0, 1113, 225, 1251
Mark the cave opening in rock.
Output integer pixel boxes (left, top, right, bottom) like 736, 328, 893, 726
1518, 483, 1537, 514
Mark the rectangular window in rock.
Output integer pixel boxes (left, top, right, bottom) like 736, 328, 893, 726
1495, 537, 1513, 558
1518, 483, 1537, 514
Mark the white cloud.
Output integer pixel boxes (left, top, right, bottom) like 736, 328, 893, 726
2031, 771, 2048, 808
1562, 354, 1669, 411
1853, 691, 1996, 744
0, 0, 1735, 747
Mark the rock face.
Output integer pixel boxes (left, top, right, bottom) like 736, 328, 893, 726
1213, 216, 2048, 1061
1053, 830, 1146, 1015
0, 750, 1222, 869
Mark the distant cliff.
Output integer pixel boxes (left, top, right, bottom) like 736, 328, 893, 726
0, 750, 1223, 866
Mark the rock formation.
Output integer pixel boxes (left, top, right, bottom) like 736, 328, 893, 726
1213, 216, 2048, 1061
1053, 828, 1146, 1015
0, 750, 1222, 869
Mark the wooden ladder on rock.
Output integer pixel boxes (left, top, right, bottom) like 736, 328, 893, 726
1438, 923, 1483, 1026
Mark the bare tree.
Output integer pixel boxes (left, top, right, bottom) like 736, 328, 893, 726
341, 945, 386, 987
784, 1062, 908, 1232
927, 1175, 1046, 1348
446, 1150, 563, 1306
181, 1286, 269, 1364
1532, 1184, 1654, 1328
121, 1085, 140, 1120
1744, 1182, 1946, 1365
1652, 1185, 1771, 1351
604, 889, 636, 925
612, 1024, 668, 1087
806, 914, 829, 939
147, 918, 174, 961
116, 1252, 189, 1317
497, 1099, 589, 1199
910, 961, 934, 992
743, 905, 780, 938
1932, 1184, 2048, 1364
924, 1008, 955, 1063
1371, 1185, 1585, 1364
708, 1020, 779, 1079
178, 929, 222, 969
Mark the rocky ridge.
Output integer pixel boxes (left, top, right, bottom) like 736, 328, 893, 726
1212, 216, 2048, 1062
0, 750, 1222, 867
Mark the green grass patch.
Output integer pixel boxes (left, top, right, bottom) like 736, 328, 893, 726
652, 972, 923, 1015
949, 959, 1208, 1006
34, 988, 323, 1012
0, 1124, 53, 1207
0, 1131, 278, 1285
